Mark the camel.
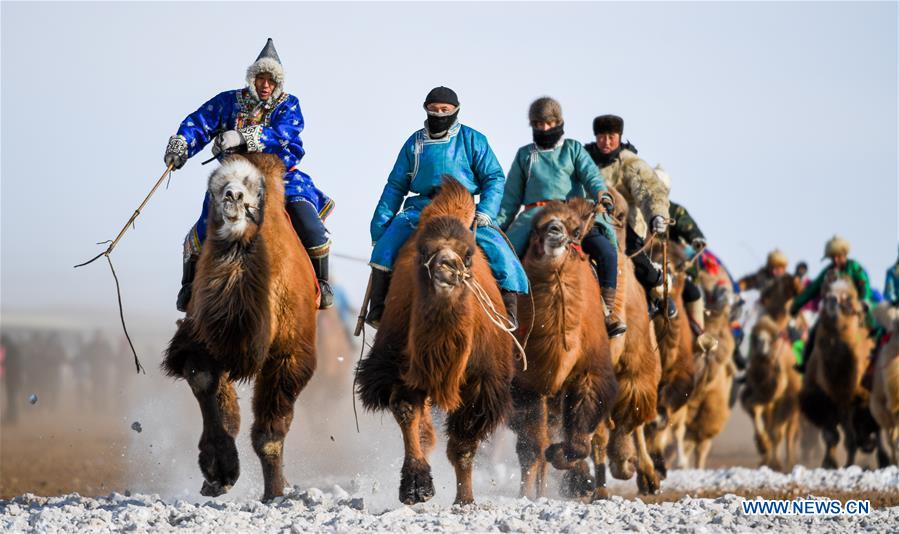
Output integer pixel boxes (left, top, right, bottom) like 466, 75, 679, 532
355, 177, 514, 505
162, 154, 319, 501
738, 273, 802, 471
644, 246, 700, 479
510, 199, 619, 501
668, 273, 736, 469
871, 302, 899, 464
799, 276, 883, 468
588, 188, 662, 498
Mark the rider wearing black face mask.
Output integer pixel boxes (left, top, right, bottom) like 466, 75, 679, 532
496, 97, 626, 338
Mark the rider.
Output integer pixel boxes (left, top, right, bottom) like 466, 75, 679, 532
365, 86, 529, 328
790, 235, 875, 373
738, 249, 789, 294
885, 246, 899, 305
163, 39, 335, 310
496, 97, 625, 338
584, 114, 675, 318
653, 167, 717, 351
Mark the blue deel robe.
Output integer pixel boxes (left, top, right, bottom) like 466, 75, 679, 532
369, 122, 529, 294
175, 89, 333, 246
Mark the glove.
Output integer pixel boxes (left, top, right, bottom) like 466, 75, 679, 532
691, 237, 707, 251
474, 212, 493, 228
164, 135, 188, 170
212, 130, 246, 157
599, 193, 615, 214
651, 215, 668, 235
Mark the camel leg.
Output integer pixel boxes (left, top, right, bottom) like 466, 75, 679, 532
841, 413, 858, 468
186, 356, 241, 497
607, 424, 636, 480
546, 372, 613, 499
446, 379, 510, 506
821, 423, 840, 469
751, 405, 772, 467
389, 386, 433, 505
695, 439, 713, 470
767, 422, 784, 472
784, 412, 799, 470
419, 402, 437, 458
590, 424, 611, 501
510, 385, 548, 500
875, 429, 892, 468
251, 353, 314, 501
644, 419, 669, 480
673, 419, 689, 469
634, 425, 661, 495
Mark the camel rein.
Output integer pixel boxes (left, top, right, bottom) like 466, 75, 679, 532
423, 251, 529, 371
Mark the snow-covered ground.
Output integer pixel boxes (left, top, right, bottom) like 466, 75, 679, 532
3, 467, 897, 533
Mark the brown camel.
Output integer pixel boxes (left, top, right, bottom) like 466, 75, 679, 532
800, 276, 881, 468
162, 154, 319, 501
871, 302, 899, 464
644, 246, 699, 479
356, 177, 514, 505
589, 188, 662, 498
668, 273, 736, 469
739, 274, 802, 471
510, 199, 619, 501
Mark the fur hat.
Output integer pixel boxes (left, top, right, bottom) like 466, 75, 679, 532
766, 249, 788, 269
824, 235, 850, 258
653, 165, 671, 191
593, 114, 624, 135
528, 97, 563, 125
246, 38, 285, 102
424, 86, 459, 108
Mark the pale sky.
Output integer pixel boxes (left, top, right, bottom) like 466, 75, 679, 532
2, 1, 897, 326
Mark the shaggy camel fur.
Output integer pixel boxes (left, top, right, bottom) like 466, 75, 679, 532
739, 274, 802, 471
871, 302, 899, 464
162, 154, 318, 501
356, 177, 514, 505
668, 273, 736, 469
588, 188, 662, 498
510, 199, 619, 501
799, 276, 884, 468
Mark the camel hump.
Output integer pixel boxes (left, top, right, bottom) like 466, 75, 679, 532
419, 175, 475, 228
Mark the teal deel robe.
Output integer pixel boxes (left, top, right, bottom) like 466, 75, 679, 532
496, 139, 617, 256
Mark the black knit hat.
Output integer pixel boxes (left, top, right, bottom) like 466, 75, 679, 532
592, 114, 624, 135
424, 86, 460, 108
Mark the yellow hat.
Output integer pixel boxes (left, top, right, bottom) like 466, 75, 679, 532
766, 249, 788, 269
824, 235, 850, 258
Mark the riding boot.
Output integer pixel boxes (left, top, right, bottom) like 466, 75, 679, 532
176, 255, 198, 312
310, 252, 334, 310
601, 286, 627, 338
686, 298, 718, 353
501, 290, 519, 330
365, 268, 392, 328
796, 323, 817, 373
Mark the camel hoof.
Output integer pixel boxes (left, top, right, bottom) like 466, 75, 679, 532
636, 469, 661, 495
822, 456, 838, 469
545, 443, 571, 470
198, 434, 240, 493
608, 457, 635, 480
453, 497, 475, 506
559, 462, 594, 499
591, 487, 611, 501
200, 480, 231, 497
399, 460, 434, 505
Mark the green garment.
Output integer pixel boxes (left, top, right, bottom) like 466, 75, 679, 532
792, 339, 805, 366
497, 139, 616, 255
790, 259, 874, 321
669, 201, 704, 245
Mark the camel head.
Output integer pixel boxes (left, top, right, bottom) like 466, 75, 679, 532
748, 315, 781, 365
820, 277, 861, 325
527, 198, 596, 264
416, 216, 476, 299
759, 274, 800, 318
207, 157, 266, 243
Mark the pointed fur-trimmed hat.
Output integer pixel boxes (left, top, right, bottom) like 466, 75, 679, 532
528, 97, 563, 125
824, 235, 850, 259
246, 38, 285, 101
